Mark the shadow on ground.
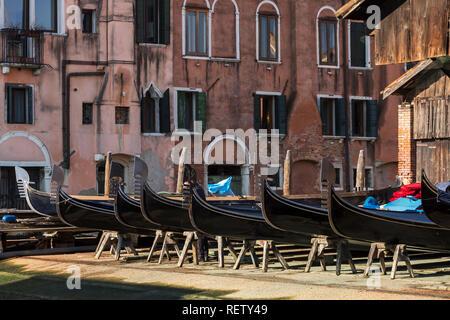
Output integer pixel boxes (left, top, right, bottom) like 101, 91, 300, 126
0, 262, 235, 300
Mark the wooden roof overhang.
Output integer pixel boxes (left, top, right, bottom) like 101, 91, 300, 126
381, 57, 450, 99
335, 0, 407, 20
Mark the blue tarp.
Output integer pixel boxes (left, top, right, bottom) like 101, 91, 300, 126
363, 197, 380, 209
383, 196, 423, 213
208, 177, 235, 197
437, 190, 450, 206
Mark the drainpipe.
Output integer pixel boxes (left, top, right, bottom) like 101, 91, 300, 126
342, 0, 351, 192
61, 67, 105, 169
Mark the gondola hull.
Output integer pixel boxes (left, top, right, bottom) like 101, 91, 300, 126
141, 182, 193, 231
57, 188, 151, 235
26, 184, 57, 217
262, 180, 335, 237
421, 171, 450, 229
328, 186, 450, 253
189, 188, 311, 244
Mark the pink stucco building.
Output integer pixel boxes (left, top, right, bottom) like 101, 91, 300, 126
0, 0, 404, 208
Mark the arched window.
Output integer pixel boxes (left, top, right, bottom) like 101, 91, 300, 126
141, 83, 171, 134
317, 6, 339, 68
256, 1, 280, 63
182, 0, 211, 57
211, 0, 239, 59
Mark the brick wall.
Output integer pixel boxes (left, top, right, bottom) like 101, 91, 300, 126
398, 103, 416, 184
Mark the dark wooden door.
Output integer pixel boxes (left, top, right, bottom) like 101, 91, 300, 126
0, 167, 41, 209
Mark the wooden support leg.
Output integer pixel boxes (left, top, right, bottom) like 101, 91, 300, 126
158, 233, 169, 264
95, 232, 111, 260
147, 231, 164, 263
167, 233, 181, 258
177, 232, 194, 268
94, 232, 106, 254
271, 243, 289, 270
390, 244, 400, 279
114, 234, 124, 261
192, 239, 199, 265
379, 251, 386, 275
305, 238, 319, 273
336, 239, 356, 276
262, 241, 269, 272
364, 243, 377, 277
217, 236, 224, 268
233, 240, 250, 270
0, 233, 5, 254
249, 242, 259, 268
391, 244, 414, 279
317, 243, 327, 271
225, 239, 239, 261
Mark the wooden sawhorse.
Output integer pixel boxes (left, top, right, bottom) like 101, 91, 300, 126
95, 232, 138, 260
233, 240, 289, 272
364, 243, 414, 279
147, 231, 181, 264
305, 237, 356, 275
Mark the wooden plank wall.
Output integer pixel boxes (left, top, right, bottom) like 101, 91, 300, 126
413, 97, 450, 139
416, 139, 450, 182
375, 0, 448, 65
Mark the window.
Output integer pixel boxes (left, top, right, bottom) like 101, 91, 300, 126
175, 90, 206, 132
82, 103, 93, 124
254, 94, 287, 134
142, 87, 170, 134
136, 0, 170, 44
6, 84, 33, 124
349, 21, 370, 68
143, 97, 157, 132
186, 9, 208, 56
318, 97, 346, 136
259, 14, 277, 60
4, 0, 58, 32
319, 18, 337, 66
334, 166, 343, 190
115, 107, 129, 124
82, 10, 95, 33
352, 167, 374, 190
350, 99, 378, 137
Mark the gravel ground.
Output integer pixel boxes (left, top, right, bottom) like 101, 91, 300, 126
1, 249, 449, 300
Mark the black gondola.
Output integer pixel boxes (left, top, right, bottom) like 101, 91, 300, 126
189, 186, 311, 244
57, 187, 152, 235
25, 184, 58, 217
262, 180, 335, 237
328, 185, 450, 253
422, 170, 450, 229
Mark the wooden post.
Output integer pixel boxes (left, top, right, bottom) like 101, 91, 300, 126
176, 147, 187, 194
356, 150, 365, 191
283, 150, 291, 196
104, 152, 112, 196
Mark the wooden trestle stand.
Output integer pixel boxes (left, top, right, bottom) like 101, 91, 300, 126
364, 243, 415, 279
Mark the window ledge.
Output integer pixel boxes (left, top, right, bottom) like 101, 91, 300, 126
210, 57, 240, 63
323, 135, 346, 140
182, 55, 210, 60
318, 64, 340, 69
349, 66, 373, 71
142, 133, 166, 137
139, 43, 168, 48
350, 136, 377, 142
257, 60, 282, 65
173, 130, 202, 136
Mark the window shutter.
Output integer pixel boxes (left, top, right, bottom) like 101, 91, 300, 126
350, 22, 366, 67
254, 94, 262, 132
136, 0, 146, 43
195, 92, 207, 133
177, 91, 187, 130
159, 0, 170, 44
27, 87, 33, 124
6, 85, 12, 123
335, 98, 347, 137
275, 95, 287, 135
366, 100, 378, 137
140, 96, 146, 133
319, 99, 330, 135
159, 89, 171, 133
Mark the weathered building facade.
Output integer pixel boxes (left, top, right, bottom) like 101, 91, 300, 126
0, 0, 403, 208
337, 0, 450, 184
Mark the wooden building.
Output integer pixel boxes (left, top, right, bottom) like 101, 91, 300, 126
337, 0, 450, 183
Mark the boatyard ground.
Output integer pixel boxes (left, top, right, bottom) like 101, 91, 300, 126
0, 249, 449, 300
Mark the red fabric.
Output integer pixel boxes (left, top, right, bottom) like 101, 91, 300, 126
390, 183, 421, 202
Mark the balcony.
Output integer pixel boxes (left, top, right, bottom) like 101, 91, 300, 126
0, 29, 43, 68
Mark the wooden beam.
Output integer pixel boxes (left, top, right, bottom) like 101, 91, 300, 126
176, 147, 187, 194
104, 151, 112, 196
283, 150, 291, 196
355, 150, 365, 191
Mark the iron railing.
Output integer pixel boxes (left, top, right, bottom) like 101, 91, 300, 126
0, 28, 43, 65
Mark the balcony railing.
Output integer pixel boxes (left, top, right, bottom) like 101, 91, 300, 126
0, 29, 43, 66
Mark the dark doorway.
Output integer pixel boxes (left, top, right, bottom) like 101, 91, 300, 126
0, 166, 41, 209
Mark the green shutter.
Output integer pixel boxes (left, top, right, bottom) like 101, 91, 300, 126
366, 100, 378, 137
159, 89, 171, 133
335, 98, 347, 137
254, 94, 262, 132
159, 0, 170, 44
195, 92, 207, 133
275, 95, 287, 135
177, 91, 187, 129
136, 0, 146, 43
140, 95, 145, 133
319, 99, 331, 135
6, 85, 12, 123
27, 87, 33, 124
